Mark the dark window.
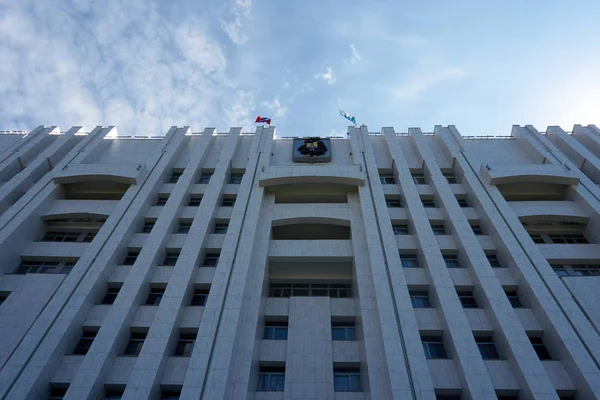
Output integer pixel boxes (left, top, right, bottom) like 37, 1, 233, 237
214, 223, 228, 234
162, 252, 179, 266
156, 195, 169, 206
72, 330, 97, 355
436, 396, 462, 400
42, 231, 80, 242
496, 396, 519, 400
160, 390, 181, 400
169, 171, 183, 184
202, 253, 219, 267
548, 234, 588, 244
529, 234, 544, 244
443, 255, 461, 269
188, 196, 202, 206
83, 232, 97, 242
331, 321, 356, 341
258, 366, 285, 391
475, 336, 500, 359
268, 283, 351, 298
174, 332, 197, 356
392, 225, 409, 235
178, 221, 192, 234
15, 261, 65, 275
505, 290, 522, 308
529, 337, 551, 360
457, 198, 469, 207
122, 252, 139, 265
412, 173, 427, 184
401, 255, 419, 268
458, 290, 478, 308
380, 174, 395, 184
572, 264, 600, 276
104, 388, 125, 399
191, 289, 210, 306
123, 332, 147, 356
471, 225, 484, 235
102, 287, 120, 304
551, 265, 569, 277
0, 292, 9, 306
141, 221, 155, 233
386, 198, 402, 208
431, 224, 446, 235
199, 172, 213, 184
421, 198, 436, 208
410, 291, 432, 308
229, 173, 244, 184
221, 197, 236, 207
145, 287, 165, 305
333, 367, 361, 392
487, 254, 502, 268
264, 321, 288, 340
421, 335, 448, 359
444, 174, 458, 184
48, 387, 68, 400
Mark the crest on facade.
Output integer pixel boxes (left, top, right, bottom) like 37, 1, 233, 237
292, 137, 332, 163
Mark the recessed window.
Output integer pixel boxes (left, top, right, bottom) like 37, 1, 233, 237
456, 198, 469, 207
505, 290, 523, 308
443, 254, 461, 269
188, 196, 202, 207
15, 260, 59, 275
548, 234, 588, 244
174, 332, 197, 356
198, 172, 213, 184
436, 395, 462, 400
457, 290, 478, 308
264, 320, 288, 340
202, 253, 220, 267
551, 265, 569, 277
268, 283, 351, 298
145, 287, 165, 305
487, 254, 503, 268
162, 251, 179, 266
444, 174, 458, 184
72, 329, 97, 355
102, 286, 121, 305
331, 321, 356, 341
191, 288, 210, 306
333, 366, 362, 392
421, 335, 448, 359
122, 251, 139, 265
410, 290, 432, 308
475, 336, 500, 359
431, 224, 446, 235
221, 197, 236, 207
42, 231, 81, 242
104, 387, 125, 399
156, 195, 169, 206
0, 292, 10, 306
168, 171, 183, 184
529, 337, 552, 360
177, 221, 192, 234
141, 221, 155, 233
160, 389, 181, 400
385, 198, 402, 208
421, 198, 435, 208
123, 332, 147, 356
552, 263, 600, 277
48, 387, 68, 400
214, 223, 228, 234
380, 174, 396, 184
471, 225, 484, 235
400, 254, 419, 268
392, 224, 409, 235
258, 365, 285, 391
229, 173, 244, 184
529, 234, 545, 244
412, 173, 427, 184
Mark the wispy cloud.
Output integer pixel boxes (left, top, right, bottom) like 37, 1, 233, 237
349, 44, 361, 64
221, 0, 252, 45
315, 67, 336, 85
262, 97, 288, 119
392, 65, 467, 100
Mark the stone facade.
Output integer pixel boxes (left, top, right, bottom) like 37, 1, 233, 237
0, 124, 599, 400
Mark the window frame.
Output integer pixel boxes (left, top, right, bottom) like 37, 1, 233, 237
190, 289, 210, 306
411, 173, 427, 185
221, 198, 236, 207
188, 196, 202, 206
331, 322, 357, 341
229, 173, 244, 184
214, 223, 229, 234
443, 254, 462, 269
409, 291, 432, 308
174, 332, 197, 356
333, 367, 362, 392
421, 335, 448, 359
123, 332, 147, 356
400, 255, 420, 268
379, 174, 396, 184
421, 198, 436, 208
392, 224, 409, 235
168, 171, 182, 184
505, 290, 523, 308
385, 198, 402, 208
102, 286, 121, 305
141, 221, 155, 233
431, 224, 446, 235
457, 290, 479, 308
529, 337, 552, 360
475, 336, 500, 359
198, 172, 213, 184
258, 367, 285, 392
263, 321, 289, 340
145, 287, 165, 305
202, 253, 220, 267
72, 330, 98, 355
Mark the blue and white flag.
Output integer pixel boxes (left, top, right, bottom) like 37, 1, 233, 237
338, 109, 356, 125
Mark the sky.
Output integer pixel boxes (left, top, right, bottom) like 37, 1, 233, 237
0, 0, 599, 137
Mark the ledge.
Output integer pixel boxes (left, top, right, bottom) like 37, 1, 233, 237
480, 163, 579, 186
52, 163, 147, 185
259, 165, 364, 187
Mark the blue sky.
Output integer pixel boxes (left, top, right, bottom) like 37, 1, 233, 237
0, 0, 599, 136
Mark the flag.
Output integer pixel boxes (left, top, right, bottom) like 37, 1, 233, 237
338, 109, 356, 125
255, 116, 271, 125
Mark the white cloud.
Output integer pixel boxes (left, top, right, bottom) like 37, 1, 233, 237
315, 67, 336, 85
221, 0, 252, 45
225, 90, 255, 128
349, 44, 361, 64
392, 66, 467, 100
262, 97, 287, 119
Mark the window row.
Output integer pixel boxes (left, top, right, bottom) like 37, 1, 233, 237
400, 253, 506, 269
100, 285, 210, 307
258, 364, 362, 392
385, 196, 470, 208
262, 319, 356, 341
409, 287, 522, 309
168, 170, 244, 185
140, 220, 229, 234
14, 260, 77, 275
268, 283, 352, 298
120, 251, 220, 267
529, 233, 589, 244
40, 231, 96, 243
156, 194, 236, 207
379, 172, 458, 185
391, 223, 483, 235
551, 263, 600, 277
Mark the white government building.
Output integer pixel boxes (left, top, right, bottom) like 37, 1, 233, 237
0, 124, 599, 400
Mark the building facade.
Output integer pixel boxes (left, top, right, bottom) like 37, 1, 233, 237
0, 124, 599, 400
